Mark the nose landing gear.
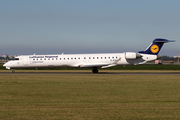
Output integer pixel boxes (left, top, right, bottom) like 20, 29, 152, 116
12, 69, 15, 73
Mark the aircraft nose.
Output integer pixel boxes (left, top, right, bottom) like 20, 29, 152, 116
3, 62, 11, 69
3, 63, 7, 67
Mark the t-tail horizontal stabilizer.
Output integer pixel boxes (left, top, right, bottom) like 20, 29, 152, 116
138, 38, 175, 55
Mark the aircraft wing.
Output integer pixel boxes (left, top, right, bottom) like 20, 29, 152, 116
74, 57, 121, 68
78, 63, 110, 68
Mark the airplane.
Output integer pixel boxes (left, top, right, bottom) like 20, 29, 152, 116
3, 38, 174, 73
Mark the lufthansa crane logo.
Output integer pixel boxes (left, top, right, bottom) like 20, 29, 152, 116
150, 44, 159, 53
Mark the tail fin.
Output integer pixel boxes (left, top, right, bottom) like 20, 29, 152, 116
138, 38, 175, 55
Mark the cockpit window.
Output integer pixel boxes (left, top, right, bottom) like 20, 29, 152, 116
14, 58, 19, 60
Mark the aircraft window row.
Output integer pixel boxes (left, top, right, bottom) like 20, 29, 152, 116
59, 58, 81, 60
32, 56, 119, 61
83, 57, 118, 59
59, 56, 119, 60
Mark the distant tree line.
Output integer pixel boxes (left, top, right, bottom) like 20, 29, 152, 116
0, 56, 14, 60
160, 56, 178, 61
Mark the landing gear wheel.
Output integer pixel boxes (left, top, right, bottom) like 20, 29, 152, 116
12, 69, 15, 73
92, 69, 98, 73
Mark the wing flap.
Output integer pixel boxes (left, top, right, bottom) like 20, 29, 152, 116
101, 64, 117, 68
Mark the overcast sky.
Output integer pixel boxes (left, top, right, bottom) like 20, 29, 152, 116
0, 0, 179, 56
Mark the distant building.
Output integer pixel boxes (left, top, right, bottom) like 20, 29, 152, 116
173, 56, 180, 58
2, 54, 7, 58
155, 60, 162, 64
8, 55, 14, 59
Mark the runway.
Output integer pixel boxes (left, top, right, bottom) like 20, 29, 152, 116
0, 72, 180, 75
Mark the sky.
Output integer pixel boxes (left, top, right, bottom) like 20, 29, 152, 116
0, 0, 180, 57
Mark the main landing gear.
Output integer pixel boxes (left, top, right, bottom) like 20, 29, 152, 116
12, 69, 15, 73
92, 68, 98, 73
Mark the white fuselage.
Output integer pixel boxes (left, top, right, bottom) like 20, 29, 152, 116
3, 52, 157, 69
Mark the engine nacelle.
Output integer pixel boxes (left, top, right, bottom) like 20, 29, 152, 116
125, 52, 142, 59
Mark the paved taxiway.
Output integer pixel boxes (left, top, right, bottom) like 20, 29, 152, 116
0, 72, 180, 75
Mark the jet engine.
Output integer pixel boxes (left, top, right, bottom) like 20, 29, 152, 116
125, 52, 142, 59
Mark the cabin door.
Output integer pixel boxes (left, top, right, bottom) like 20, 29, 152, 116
23, 56, 29, 65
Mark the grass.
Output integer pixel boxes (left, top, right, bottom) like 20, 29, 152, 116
0, 75, 180, 119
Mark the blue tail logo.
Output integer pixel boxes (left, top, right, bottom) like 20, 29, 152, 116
138, 38, 175, 55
